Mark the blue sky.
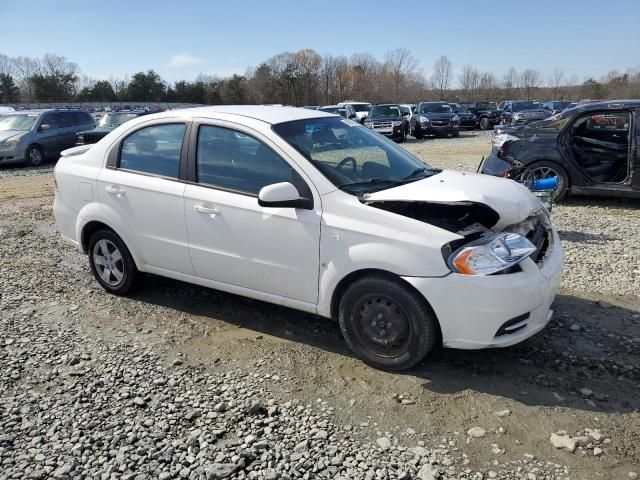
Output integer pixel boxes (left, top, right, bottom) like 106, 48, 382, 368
1, 0, 639, 84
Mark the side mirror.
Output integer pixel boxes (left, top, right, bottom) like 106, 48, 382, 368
258, 182, 313, 210
348, 113, 357, 120
39, 124, 51, 131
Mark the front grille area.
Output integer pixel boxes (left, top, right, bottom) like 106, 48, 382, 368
83, 132, 107, 144
373, 121, 393, 130
505, 214, 551, 265
431, 119, 450, 127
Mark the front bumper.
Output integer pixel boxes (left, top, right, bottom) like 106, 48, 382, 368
371, 125, 404, 140
416, 123, 459, 135
478, 147, 511, 176
0, 145, 22, 163
403, 228, 564, 349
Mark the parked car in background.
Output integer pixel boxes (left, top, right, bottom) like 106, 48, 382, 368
0, 109, 95, 166
463, 102, 501, 130
500, 101, 550, 126
543, 101, 576, 116
448, 103, 478, 129
479, 100, 640, 200
399, 104, 415, 133
338, 101, 372, 123
410, 102, 460, 139
0, 106, 16, 114
319, 104, 358, 120
53, 105, 563, 370
302, 105, 320, 110
364, 103, 407, 142
76, 111, 149, 145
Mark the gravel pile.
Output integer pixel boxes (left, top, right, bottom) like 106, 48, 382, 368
0, 164, 54, 180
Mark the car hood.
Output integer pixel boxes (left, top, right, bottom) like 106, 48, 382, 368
0, 130, 26, 142
421, 112, 454, 119
364, 170, 541, 230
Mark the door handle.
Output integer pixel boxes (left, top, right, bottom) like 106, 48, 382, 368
194, 204, 220, 216
105, 185, 126, 197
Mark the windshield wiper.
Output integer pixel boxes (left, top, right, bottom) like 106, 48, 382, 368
337, 178, 399, 190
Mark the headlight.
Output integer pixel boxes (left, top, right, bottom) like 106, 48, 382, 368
451, 115, 460, 122
0, 136, 21, 149
419, 116, 429, 123
364, 121, 373, 128
448, 233, 536, 276
392, 121, 402, 127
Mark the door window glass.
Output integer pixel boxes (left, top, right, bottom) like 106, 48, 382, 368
119, 123, 186, 178
41, 113, 63, 130
196, 125, 299, 195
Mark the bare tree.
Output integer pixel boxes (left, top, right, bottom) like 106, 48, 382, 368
431, 55, 452, 100
519, 69, 541, 100
458, 64, 480, 100
0, 54, 13, 76
478, 72, 498, 100
350, 52, 379, 101
548, 68, 565, 98
383, 48, 418, 102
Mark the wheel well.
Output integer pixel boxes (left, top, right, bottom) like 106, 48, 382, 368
527, 159, 570, 185
330, 269, 442, 334
80, 221, 114, 253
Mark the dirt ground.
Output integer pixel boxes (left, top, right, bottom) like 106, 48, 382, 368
1, 133, 638, 479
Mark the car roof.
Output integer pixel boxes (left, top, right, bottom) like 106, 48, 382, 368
174, 105, 334, 125
570, 99, 640, 111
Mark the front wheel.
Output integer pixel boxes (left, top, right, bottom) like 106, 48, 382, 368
25, 145, 44, 167
479, 117, 490, 130
88, 229, 139, 295
527, 160, 570, 201
452, 129, 460, 138
338, 275, 439, 371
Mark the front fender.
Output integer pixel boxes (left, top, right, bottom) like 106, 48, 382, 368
316, 241, 449, 318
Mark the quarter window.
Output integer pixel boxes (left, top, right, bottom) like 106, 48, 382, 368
196, 125, 299, 195
119, 123, 186, 179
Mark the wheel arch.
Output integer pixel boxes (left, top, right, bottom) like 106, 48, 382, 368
79, 220, 143, 269
329, 268, 442, 342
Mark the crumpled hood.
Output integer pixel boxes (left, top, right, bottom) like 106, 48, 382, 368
364, 170, 542, 230
0, 130, 25, 143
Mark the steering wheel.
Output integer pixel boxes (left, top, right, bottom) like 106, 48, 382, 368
336, 156, 357, 175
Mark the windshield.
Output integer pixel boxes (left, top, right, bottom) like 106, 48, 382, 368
99, 112, 139, 128
420, 103, 452, 113
272, 117, 438, 194
0, 114, 38, 132
369, 105, 401, 118
449, 104, 466, 113
350, 104, 371, 112
512, 102, 543, 112
476, 102, 496, 110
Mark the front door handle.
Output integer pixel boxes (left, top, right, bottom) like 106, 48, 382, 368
194, 204, 220, 216
105, 185, 126, 197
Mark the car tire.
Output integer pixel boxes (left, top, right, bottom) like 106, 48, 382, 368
25, 145, 45, 167
338, 275, 439, 371
88, 229, 139, 295
479, 117, 490, 130
452, 129, 460, 138
414, 127, 423, 140
398, 129, 406, 143
527, 160, 570, 201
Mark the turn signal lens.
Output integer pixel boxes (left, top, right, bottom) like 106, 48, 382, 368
448, 233, 536, 276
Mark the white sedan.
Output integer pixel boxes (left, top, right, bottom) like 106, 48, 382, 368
53, 106, 563, 370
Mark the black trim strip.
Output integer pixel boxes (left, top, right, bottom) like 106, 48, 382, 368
495, 313, 530, 337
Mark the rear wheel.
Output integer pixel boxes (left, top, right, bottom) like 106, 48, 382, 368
25, 145, 44, 167
413, 127, 423, 140
338, 275, 439, 371
88, 229, 139, 295
527, 160, 570, 201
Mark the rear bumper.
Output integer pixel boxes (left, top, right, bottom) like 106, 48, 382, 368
478, 148, 511, 176
403, 228, 564, 349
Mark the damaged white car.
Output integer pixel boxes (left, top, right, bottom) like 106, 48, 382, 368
53, 106, 564, 370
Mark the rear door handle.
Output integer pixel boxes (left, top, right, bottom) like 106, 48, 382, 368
105, 185, 126, 197
194, 204, 220, 216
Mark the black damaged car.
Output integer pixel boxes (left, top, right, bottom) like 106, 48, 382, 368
479, 100, 640, 200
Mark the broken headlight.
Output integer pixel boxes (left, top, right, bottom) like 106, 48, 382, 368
447, 233, 536, 275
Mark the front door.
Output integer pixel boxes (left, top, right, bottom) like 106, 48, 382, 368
97, 122, 194, 275
184, 123, 321, 304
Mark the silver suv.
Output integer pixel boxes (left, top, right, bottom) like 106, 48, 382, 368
0, 109, 95, 166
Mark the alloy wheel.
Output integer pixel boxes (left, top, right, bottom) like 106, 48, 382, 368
92, 239, 125, 286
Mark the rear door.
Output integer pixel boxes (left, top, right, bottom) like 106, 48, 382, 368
97, 121, 194, 274
37, 112, 65, 157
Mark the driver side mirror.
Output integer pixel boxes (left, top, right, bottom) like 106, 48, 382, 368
348, 113, 357, 120
258, 182, 313, 210
39, 124, 51, 132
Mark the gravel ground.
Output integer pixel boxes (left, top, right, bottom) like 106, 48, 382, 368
1, 134, 639, 480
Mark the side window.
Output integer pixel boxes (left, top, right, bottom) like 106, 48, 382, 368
119, 123, 186, 178
196, 125, 299, 195
41, 113, 62, 130
59, 112, 75, 127
72, 112, 92, 125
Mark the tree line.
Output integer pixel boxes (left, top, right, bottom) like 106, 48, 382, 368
1, 50, 639, 106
